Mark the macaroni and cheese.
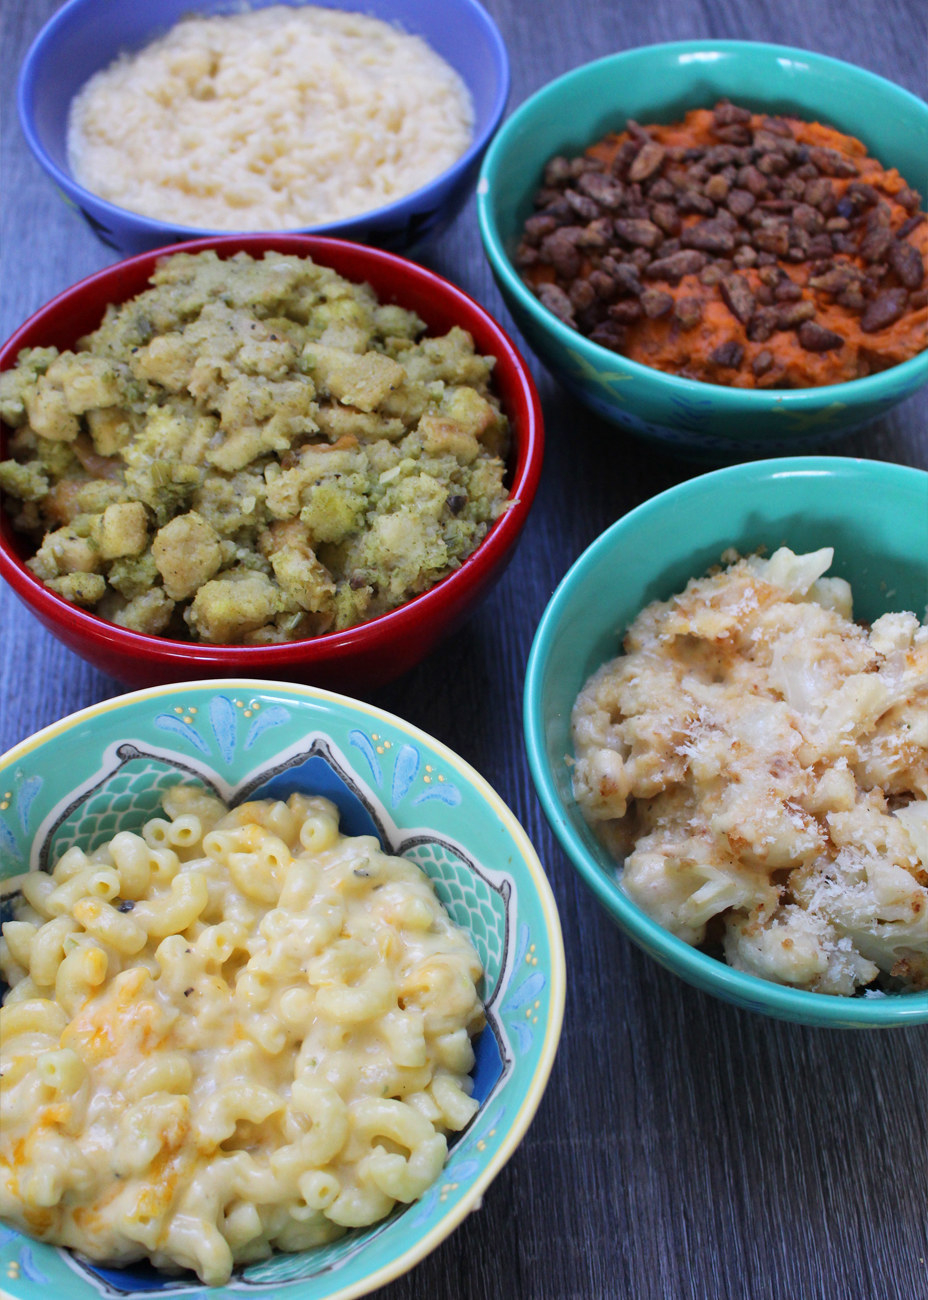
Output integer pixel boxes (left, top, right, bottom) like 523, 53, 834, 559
0, 788, 485, 1284
571, 547, 928, 995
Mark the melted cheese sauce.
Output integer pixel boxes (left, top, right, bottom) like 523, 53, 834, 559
0, 790, 484, 1284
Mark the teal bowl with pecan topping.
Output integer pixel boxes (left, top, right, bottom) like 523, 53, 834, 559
478, 40, 928, 456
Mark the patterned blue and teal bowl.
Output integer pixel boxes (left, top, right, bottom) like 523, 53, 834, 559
478, 41, 928, 457
0, 680, 565, 1299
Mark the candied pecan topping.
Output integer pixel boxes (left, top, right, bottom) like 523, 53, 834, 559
536, 282, 575, 325
710, 340, 744, 368
681, 219, 737, 254
645, 249, 707, 282
609, 299, 643, 323
860, 288, 908, 333
747, 307, 780, 343
576, 171, 625, 208
674, 296, 703, 329
719, 273, 756, 324
629, 141, 666, 182
898, 212, 927, 240
798, 321, 845, 352
889, 240, 925, 289
517, 99, 928, 384
753, 348, 774, 376
775, 300, 816, 329
726, 188, 757, 218
640, 288, 674, 318
613, 217, 663, 249
590, 321, 627, 350
713, 101, 752, 127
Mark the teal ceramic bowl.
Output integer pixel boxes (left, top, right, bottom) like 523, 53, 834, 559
478, 41, 928, 457
524, 457, 928, 1028
0, 681, 565, 1298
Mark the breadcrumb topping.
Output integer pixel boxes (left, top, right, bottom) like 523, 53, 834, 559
571, 547, 928, 995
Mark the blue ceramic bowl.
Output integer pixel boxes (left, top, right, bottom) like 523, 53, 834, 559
478, 41, 928, 457
0, 680, 565, 1298
19, 0, 509, 255
524, 456, 928, 1028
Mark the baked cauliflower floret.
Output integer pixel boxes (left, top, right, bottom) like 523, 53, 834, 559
572, 546, 928, 994
624, 839, 777, 948
724, 905, 880, 995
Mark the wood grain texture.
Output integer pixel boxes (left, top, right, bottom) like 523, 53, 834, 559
1, 1, 927, 1298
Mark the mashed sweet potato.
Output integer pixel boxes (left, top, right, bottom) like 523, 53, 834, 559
518, 102, 928, 388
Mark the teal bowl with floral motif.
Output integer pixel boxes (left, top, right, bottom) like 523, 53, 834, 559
0, 680, 565, 1299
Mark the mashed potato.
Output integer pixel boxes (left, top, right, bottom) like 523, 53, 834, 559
66, 5, 474, 230
571, 547, 928, 995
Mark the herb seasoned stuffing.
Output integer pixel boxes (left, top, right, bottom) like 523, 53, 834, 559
0, 251, 510, 643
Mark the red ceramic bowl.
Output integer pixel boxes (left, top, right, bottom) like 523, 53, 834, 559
0, 235, 543, 691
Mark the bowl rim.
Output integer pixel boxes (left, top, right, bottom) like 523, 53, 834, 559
0, 233, 544, 670
0, 675, 567, 1298
523, 455, 928, 1027
477, 37, 928, 410
17, 0, 511, 242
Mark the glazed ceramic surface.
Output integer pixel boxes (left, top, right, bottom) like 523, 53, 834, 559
524, 456, 928, 1027
0, 235, 543, 691
478, 41, 928, 456
0, 680, 565, 1299
19, 0, 509, 255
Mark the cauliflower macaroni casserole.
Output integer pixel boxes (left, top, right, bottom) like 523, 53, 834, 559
0, 788, 485, 1284
571, 547, 928, 995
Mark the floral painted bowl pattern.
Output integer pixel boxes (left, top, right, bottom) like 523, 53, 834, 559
0, 681, 565, 1300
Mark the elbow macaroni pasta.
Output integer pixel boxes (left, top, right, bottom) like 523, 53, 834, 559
0, 789, 485, 1285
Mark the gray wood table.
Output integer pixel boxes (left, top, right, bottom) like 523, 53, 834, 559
2, 2, 927, 1298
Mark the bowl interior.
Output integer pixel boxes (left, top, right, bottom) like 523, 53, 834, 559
525, 457, 928, 1027
22, 0, 509, 233
484, 40, 928, 269
478, 40, 928, 449
0, 680, 564, 1298
0, 235, 543, 688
